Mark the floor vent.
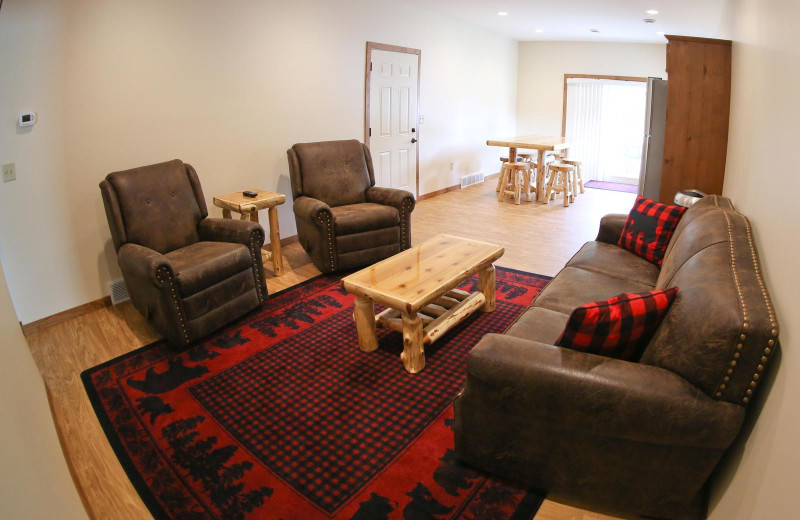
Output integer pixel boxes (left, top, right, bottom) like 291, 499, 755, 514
108, 279, 130, 305
460, 172, 485, 188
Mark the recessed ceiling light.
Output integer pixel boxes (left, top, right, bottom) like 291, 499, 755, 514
590, 29, 600, 33
497, 11, 508, 16
646, 9, 659, 15
535, 29, 544, 33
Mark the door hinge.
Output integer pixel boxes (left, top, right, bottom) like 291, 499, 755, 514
370, 62, 373, 72
369, 127, 372, 137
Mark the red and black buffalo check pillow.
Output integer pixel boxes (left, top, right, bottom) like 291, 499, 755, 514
556, 287, 679, 360
618, 196, 686, 266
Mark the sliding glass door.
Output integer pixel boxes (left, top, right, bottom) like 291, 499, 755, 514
564, 77, 647, 184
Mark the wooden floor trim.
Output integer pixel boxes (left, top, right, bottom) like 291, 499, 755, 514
23, 296, 111, 336
419, 183, 460, 201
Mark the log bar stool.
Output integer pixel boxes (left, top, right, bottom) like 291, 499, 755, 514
498, 162, 533, 204
545, 163, 573, 207
559, 158, 585, 196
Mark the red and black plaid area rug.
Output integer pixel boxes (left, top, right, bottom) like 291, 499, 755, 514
82, 267, 551, 520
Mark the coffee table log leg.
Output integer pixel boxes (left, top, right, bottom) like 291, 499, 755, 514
353, 296, 378, 352
478, 265, 496, 312
401, 313, 425, 373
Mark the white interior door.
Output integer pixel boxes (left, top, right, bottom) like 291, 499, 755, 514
368, 49, 418, 196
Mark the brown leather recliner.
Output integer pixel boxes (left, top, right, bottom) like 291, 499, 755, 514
100, 159, 267, 345
287, 140, 415, 273
455, 196, 779, 520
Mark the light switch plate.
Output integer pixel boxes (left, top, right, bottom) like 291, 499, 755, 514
2, 163, 16, 182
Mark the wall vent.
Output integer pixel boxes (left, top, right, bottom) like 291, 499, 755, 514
460, 172, 485, 189
108, 279, 130, 305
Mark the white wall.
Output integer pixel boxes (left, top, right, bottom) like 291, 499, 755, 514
516, 41, 666, 135
0, 257, 89, 520
0, 0, 518, 323
709, 0, 800, 518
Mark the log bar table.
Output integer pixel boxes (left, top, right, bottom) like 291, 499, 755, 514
487, 135, 570, 202
213, 189, 286, 276
341, 234, 504, 373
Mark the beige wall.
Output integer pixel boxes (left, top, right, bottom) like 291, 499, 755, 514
709, 0, 800, 517
515, 41, 666, 135
0, 0, 518, 323
0, 256, 89, 520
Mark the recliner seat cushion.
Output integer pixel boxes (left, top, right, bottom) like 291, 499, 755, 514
331, 203, 399, 235
166, 241, 253, 296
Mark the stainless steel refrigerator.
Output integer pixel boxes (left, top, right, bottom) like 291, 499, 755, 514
638, 78, 668, 200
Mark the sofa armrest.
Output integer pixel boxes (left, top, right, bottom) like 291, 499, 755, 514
293, 196, 333, 226
198, 217, 265, 249
117, 243, 172, 289
463, 334, 744, 448
595, 213, 628, 244
366, 186, 416, 211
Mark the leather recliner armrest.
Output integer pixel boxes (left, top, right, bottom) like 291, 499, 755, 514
595, 213, 628, 244
293, 196, 333, 225
463, 334, 745, 449
198, 217, 265, 248
365, 186, 416, 212
117, 243, 173, 289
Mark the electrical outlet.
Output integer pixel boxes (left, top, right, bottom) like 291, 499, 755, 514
449, 161, 455, 171
419, 114, 425, 124
2, 163, 16, 182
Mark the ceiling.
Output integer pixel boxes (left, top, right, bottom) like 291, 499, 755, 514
398, 0, 730, 43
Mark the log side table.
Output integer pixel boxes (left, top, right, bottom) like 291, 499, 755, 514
213, 189, 286, 276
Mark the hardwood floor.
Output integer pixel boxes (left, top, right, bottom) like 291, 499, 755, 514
25, 181, 636, 520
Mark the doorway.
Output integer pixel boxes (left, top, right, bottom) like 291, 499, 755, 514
562, 75, 647, 186
365, 42, 420, 197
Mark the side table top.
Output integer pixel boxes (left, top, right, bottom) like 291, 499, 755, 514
213, 189, 286, 213
341, 234, 504, 314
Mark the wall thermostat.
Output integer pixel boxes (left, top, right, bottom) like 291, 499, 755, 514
18, 112, 37, 127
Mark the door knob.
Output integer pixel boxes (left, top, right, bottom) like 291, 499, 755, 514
411, 138, 417, 143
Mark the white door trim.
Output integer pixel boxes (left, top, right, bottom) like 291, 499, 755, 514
364, 42, 421, 198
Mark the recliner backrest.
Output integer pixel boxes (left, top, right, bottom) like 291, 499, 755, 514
288, 140, 375, 207
100, 159, 208, 254
640, 196, 778, 405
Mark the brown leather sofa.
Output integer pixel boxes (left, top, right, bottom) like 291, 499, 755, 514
287, 140, 415, 273
454, 196, 779, 520
100, 159, 267, 346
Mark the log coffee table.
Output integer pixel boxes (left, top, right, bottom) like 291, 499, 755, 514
341, 234, 504, 373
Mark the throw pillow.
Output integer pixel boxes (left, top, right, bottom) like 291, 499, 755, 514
556, 287, 679, 360
618, 196, 686, 266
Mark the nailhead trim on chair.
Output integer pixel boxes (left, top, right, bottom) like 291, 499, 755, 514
400, 198, 413, 249
318, 212, 336, 272
714, 201, 778, 404
249, 229, 265, 302
156, 266, 190, 343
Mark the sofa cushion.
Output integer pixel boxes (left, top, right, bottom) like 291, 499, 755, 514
556, 288, 678, 360
618, 196, 686, 266
331, 203, 399, 235
166, 241, 253, 296
566, 241, 660, 287
533, 267, 655, 316
505, 307, 570, 345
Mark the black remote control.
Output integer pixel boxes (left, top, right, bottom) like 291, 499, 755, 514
242, 190, 258, 198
